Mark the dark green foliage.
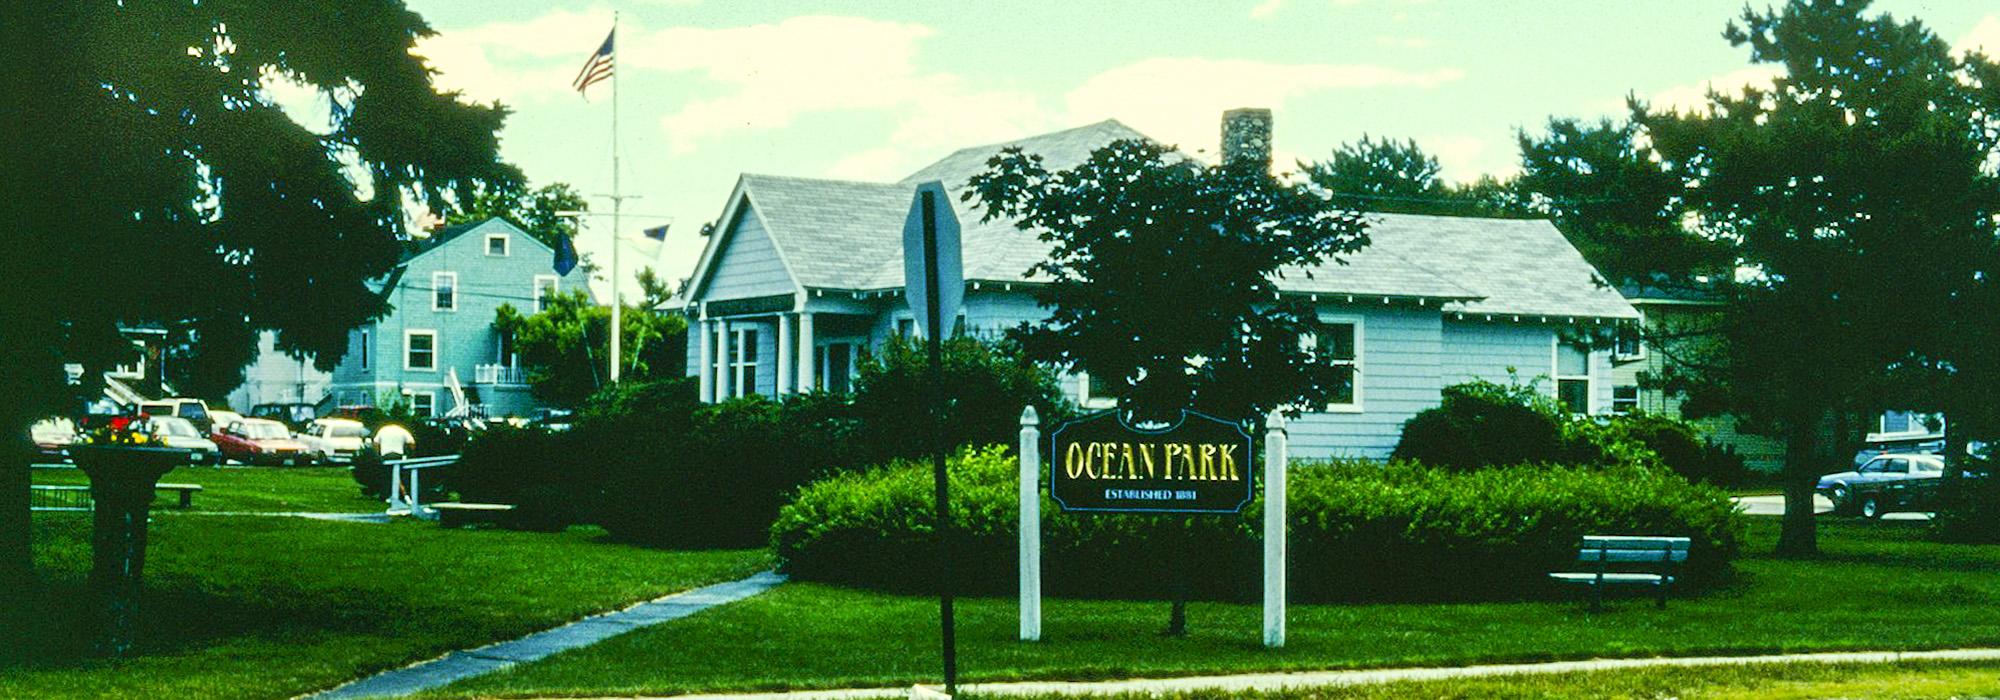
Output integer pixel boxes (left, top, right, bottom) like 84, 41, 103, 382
444, 182, 588, 262
847, 335, 1072, 467
772, 449, 1742, 602
591, 392, 815, 548
0, 0, 517, 583
1301, 136, 1534, 218
493, 291, 688, 407
1392, 380, 1566, 470
449, 425, 578, 530
1514, 118, 1729, 285
968, 138, 1370, 422
1933, 459, 2000, 544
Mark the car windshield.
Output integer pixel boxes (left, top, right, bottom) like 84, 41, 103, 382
328, 424, 367, 438
241, 422, 289, 439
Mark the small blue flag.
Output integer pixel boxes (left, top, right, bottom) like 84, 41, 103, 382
553, 235, 578, 275
643, 224, 670, 241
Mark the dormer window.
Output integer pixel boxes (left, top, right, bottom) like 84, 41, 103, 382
486, 233, 509, 257
433, 271, 457, 311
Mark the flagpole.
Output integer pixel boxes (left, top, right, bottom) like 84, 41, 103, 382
608, 10, 623, 384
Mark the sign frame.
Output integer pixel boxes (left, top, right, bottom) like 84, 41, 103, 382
1046, 409, 1257, 515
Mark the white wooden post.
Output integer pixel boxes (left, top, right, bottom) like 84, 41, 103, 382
777, 313, 794, 395
697, 318, 714, 402
1018, 406, 1041, 641
798, 312, 817, 392
714, 320, 732, 402
1263, 410, 1287, 648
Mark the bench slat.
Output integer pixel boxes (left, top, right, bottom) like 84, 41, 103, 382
1582, 535, 1690, 546
1576, 552, 1688, 564
1550, 572, 1672, 585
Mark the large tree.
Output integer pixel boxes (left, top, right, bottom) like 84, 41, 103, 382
1641, 0, 2000, 555
1515, 118, 1733, 285
0, 2, 517, 587
1302, 136, 1532, 218
968, 139, 1370, 423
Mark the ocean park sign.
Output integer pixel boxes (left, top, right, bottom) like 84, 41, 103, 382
1047, 411, 1255, 514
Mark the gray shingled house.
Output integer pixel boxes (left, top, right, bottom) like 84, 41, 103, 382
670, 113, 1640, 459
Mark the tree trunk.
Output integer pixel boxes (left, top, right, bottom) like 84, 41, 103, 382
1776, 412, 1821, 557
0, 410, 31, 588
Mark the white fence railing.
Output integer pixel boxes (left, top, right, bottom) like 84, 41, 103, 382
473, 364, 525, 385
387, 454, 460, 521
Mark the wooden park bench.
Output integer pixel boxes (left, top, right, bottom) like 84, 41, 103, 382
156, 483, 203, 509
429, 502, 516, 528
1549, 535, 1690, 611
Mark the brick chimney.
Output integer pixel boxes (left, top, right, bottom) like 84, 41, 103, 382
1220, 108, 1273, 173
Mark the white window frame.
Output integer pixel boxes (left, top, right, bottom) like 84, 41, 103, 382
1304, 314, 1364, 413
1077, 371, 1118, 411
404, 329, 438, 372
1612, 385, 1640, 414
533, 275, 560, 313
1552, 337, 1595, 415
431, 271, 458, 312
732, 327, 760, 397
1613, 318, 1646, 362
407, 391, 437, 418
485, 233, 510, 257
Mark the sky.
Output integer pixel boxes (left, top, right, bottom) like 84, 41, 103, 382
379, 0, 2000, 301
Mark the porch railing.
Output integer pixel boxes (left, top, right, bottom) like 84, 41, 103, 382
474, 364, 525, 385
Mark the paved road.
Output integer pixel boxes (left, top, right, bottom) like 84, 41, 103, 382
1732, 494, 1932, 521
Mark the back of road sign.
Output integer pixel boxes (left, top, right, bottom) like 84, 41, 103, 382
902, 180, 963, 338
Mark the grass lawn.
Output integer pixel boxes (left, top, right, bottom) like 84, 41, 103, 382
0, 513, 769, 699
995, 660, 2000, 699
432, 518, 2000, 698
32, 465, 382, 513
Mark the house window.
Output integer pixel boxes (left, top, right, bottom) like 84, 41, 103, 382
496, 330, 516, 366
359, 329, 370, 370
1613, 385, 1640, 414
432, 272, 457, 311
1077, 372, 1118, 410
1613, 323, 1645, 361
485, 233, 509, 257
895, 318, 916, 339
1556, 341, 1593, 414
732, 328, 760, 397
534, 275, 560, 313
818, 342, 855, 394
409, 392, 436, 418
1303, 318, 1362, 411
405, 330, 437, 371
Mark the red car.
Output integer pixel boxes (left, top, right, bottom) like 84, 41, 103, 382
213, 418, 311, 465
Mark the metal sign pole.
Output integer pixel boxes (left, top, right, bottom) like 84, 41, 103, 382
922, 190, 957, 694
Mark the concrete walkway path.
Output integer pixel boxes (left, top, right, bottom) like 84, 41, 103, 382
625, 647, 2000, 700
302, 571, 787, 700
171, 511, 393, 523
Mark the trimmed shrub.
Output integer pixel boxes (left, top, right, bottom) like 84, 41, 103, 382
772, 449, 1743, 602
1392, 380, 1567, 470
1933, 459, 2000, 543
848, 334, 1074, 467
449, 425, 579, 530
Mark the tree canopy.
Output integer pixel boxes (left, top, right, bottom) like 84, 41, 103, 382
493, 291, 687, 407
0, 1, 518, 584
444, 181, 589, 266
968, 139, 1371, 423
1639, 0, 2000, 555
1301, 136, 1531, 218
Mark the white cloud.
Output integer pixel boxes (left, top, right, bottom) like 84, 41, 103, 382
1374, 35, 1434, 49
1418, 135, 1507, 184
1647, 64, 1785, 115
1250, 0, 1288, 20
1062, 57, 1463, 160
412, 8, 615, 104
1957, 15, 2000, 58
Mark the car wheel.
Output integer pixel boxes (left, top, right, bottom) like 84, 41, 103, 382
1829, 485, 1850, 513
1861, 496, 1882, 519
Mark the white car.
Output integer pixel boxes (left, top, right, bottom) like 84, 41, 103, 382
208, 410, 244, 436
143, 416, 221, 465
297, 418, 369, 463
30, 418, 76, 461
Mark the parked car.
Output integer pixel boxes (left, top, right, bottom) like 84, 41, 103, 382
29, 418, 76, 461
251, 403, 317, 430
1817, 453, 1958, 518
213, 418, 311, 466
142, 416, 221, 465
296, 418, 368, 463
208, 410, 245, 435
139, 398, 214, 433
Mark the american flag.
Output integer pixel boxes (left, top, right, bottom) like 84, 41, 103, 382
571, 29, 614, 96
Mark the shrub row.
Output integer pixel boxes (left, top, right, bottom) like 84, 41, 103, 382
772, 447, 1743, 602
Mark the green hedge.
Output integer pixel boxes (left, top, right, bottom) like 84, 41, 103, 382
772, 447, 1743, 602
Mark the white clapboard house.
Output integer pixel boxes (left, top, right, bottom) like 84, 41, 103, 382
668, 110, 1640, 459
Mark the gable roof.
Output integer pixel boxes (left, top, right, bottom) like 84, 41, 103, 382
686, 121, 1638, 320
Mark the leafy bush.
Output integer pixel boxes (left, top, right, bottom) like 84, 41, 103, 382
772, 450, 1743, 602
449, 425, 580, 531
847, 334, 1073, 467
1933, 459, 2000, 543
1392, 380, 1567, 470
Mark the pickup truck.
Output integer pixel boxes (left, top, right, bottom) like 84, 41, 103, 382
1817, 453, 1955, 518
